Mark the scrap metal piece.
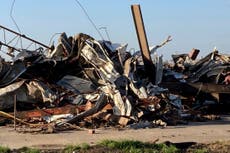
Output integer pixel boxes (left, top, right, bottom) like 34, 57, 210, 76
152, 54, 163, 84
59, 32, 72, 56
43, 114, 74, 123
149, 36, 172, 54
0, 60, 26, 87
0, 80, 57, 110
0, 41, 20, 53
112, 90, 132, 116
129, 82, 148, 99
81, 41, 119, 82
67, 93, 108, 124
131, 4, 156, 83
188, 48, 200, 60
0, 80, 24, 110
57, 75, 97, 94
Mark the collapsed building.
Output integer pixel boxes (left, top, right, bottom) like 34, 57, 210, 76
0, 5, 229, 132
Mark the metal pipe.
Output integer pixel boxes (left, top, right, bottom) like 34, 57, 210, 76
0, 41, 20, 52
0, 25, 51, 49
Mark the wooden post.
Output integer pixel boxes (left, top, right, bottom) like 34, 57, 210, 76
14, 94, 17, 130
131, 4, 156, 83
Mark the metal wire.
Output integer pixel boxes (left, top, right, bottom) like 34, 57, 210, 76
3, 30, 6, 44
48, 33, 62, 46
99, 27, 111, 41
10, 0, 21, 34
10, 0, 23, 49
13, 36, 20, 48
74, 0, 104, 40
26, 42, 34, 50
7, 35, 18, 45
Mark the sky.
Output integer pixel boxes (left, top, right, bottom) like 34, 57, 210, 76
0, 0, 230, 60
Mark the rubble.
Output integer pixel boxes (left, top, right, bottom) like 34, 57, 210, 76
0, 5, 229, 133
0, 30, 228, 133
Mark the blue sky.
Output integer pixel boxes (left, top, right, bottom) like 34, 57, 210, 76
0, 0, 230, 60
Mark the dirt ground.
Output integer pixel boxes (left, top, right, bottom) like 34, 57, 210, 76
0, 115, 230, 150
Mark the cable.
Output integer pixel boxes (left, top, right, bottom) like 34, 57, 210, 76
48, 33, 62, 46
74, 0, 104, 40
10, 0, 21, 34
99, 27, 111, 41
10, 0, 23, 49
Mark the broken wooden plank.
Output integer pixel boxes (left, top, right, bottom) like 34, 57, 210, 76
131, 4, 156, 83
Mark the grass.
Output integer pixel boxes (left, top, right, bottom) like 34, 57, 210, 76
0, 146, 40, 153
81, 143, 90, 150
1, 140, 229, 153
0, 146, 10, 153
99, 139, 179, 153
63, 144, 81, 153
17, 147, 40, 153
63, 143, 90, 153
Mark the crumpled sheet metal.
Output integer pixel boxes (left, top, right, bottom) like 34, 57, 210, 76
185, 50, 230, 83
112, 91, 132, 116
25, 80, 57, 103
81, 43, 119, 82
0, 80, 25, 110
0, 61, 26, 87
57, 75, 97, 94
0, 80, 57, 110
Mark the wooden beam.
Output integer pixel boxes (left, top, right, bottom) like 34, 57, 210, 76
131, 4, 156, 83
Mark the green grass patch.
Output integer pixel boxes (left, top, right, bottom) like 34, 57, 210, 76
63, 143, 90, 153
99, 139, 179, 153
81, 143, 90, 150
17, 147, 40, 153
63, 144, 81, 153
0, 146, 10, 153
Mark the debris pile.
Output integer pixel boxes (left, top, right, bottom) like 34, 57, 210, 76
0, 31, 229, 132
162, 48, 230, 106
